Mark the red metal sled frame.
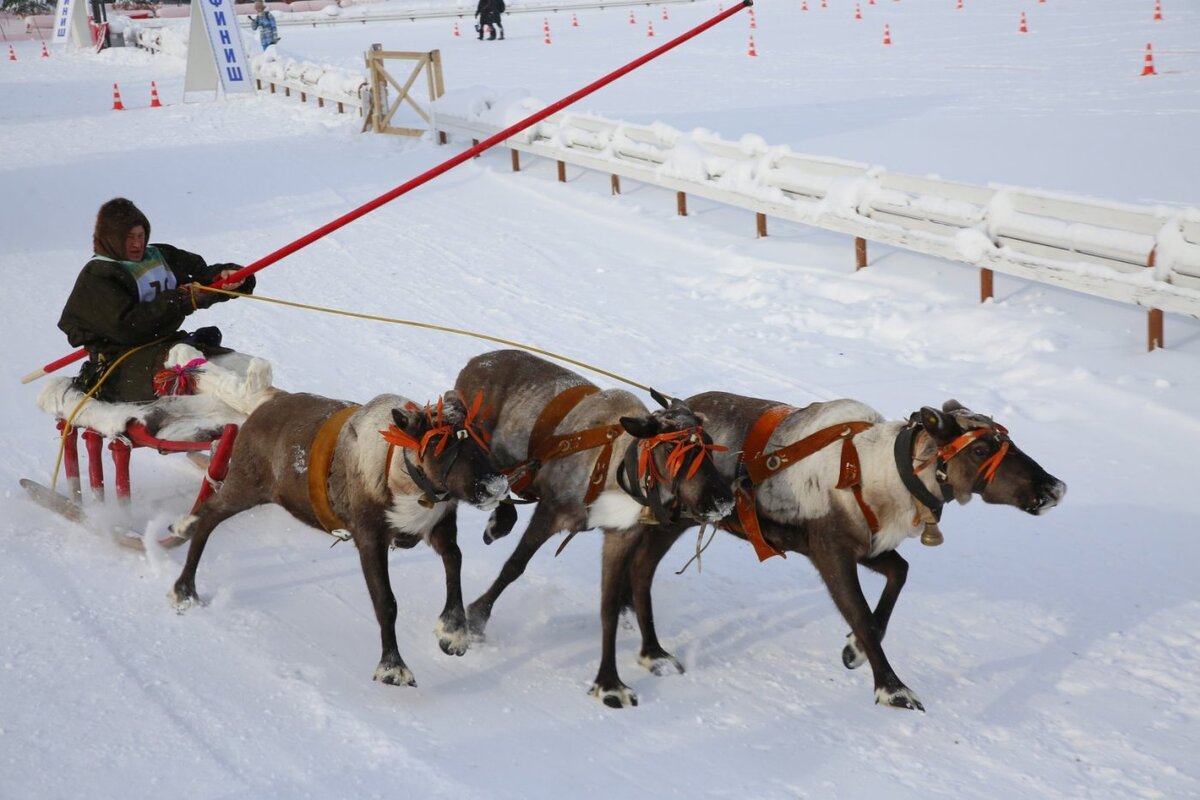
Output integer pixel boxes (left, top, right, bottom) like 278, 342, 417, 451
55, 419, 238, 514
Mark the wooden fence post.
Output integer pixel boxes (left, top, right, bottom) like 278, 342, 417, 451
676, 191, 687, 217
611, 175, 620, 195
511, 149, 521, 172
756, 212, 767, 238
557, 160, 566, 182
1147, 249, 1163, 350
855, 237, 867, 270
980, 268, 994, 303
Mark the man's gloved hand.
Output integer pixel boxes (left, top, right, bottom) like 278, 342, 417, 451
208, 264, 256, 296
182, 283, 223, 310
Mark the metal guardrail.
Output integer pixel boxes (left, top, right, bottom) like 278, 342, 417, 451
433, 110, 1200, 349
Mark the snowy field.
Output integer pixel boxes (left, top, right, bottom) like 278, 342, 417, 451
2, 1, 1199, 798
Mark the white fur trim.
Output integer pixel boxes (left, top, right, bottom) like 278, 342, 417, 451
586, 490, 643, 531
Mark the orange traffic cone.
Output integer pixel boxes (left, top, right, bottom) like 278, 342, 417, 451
542, 16, 549, 33
821, 0, 827, 7
1153, 0, 1163, 21
869, 0, 876, 5
1019, 12, 1028, 33
149, 81, 162, 108
453, 20, 460, 36
571, 12, 579, 27
628, 9, 636, 24
41, 41, 50, 58
747, 34, 757, 57
956, 0, 963, 9
1141, 42, 1157, 76
8, 45, 16, 61
801, 1, 807, 10
749, 10, 756, 28
883, 23, 891, 45
855, 3, 862, 20
543, 20, 552, 45
661, 6, 668, 21
111, 83, 125, 111
647, 20, 654, 37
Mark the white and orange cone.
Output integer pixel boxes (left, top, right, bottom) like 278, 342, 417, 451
1141, 42, 1157, 76
149, 81, 162, 108
661, 6, 668, 21
883, 23, 892, 45
571, 12, 579, 27
1019, 11, 1028, 33
8, 45, 16, 61
855, 3, 862, 20
1153, 0, 1163, 21
647, 20, 654, 37
628, 9, 636, 24
41, 41, 50, 58
747, 33, 757, 57
453, 20, 460, 36
111, 82, 125, 111
543, 19, 552, 45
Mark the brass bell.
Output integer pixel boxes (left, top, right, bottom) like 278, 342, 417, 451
418, 494, 435, 509
920, 522, 945, 547
638, 506, 659, 525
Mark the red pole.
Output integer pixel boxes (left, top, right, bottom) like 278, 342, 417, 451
23, 1, 753, 384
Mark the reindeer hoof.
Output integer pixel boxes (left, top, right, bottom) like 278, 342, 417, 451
589, 682, 639, 708
435, 618, 470, 657
842, 634, 866, 669
374, 662, 417, 687
875, 685, 925, 712
167, 584, 201, 611
638, 652, 685, 676
466, 602, 491, 640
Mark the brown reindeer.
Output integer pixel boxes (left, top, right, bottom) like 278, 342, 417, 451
613, 393, 1066, 711
168, 390, 508, 687
455, 350, 735, 707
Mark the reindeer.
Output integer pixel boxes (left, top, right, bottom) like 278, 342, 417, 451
454, 350, 735, 707
168, 390, 508, 688
612, 393, 1066, 711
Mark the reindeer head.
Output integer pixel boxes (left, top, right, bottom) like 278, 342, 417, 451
383, 390, 508, 511
618, 391, 735, 525
919, 400, 1065, 515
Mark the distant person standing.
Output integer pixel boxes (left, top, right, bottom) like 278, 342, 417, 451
249, 1, 280, 51
475, 0, 504, 40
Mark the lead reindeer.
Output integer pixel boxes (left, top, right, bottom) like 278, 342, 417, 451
614, 393, 1066, 711
455, 350, 734, 707
168, 389, 508, 687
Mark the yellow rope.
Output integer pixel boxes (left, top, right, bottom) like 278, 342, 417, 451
194, 285, 654, 393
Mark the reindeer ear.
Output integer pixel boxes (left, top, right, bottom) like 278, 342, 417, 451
620, 414, 661, 439
649, 388, 672, 409
392, 407, 417, 432
920, 406, 961, 442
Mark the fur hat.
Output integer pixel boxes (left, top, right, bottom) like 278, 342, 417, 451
93, 197, 151, 260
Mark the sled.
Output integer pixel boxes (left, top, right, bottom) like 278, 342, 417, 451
24, 377, 245, 551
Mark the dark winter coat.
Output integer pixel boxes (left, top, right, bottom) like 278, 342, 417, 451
58, 244, 255, 403
475, 0, 502, 25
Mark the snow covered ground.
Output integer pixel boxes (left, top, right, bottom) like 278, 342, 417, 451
2, 1, 1199, 798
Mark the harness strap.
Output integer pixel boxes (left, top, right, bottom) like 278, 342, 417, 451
507, 384, 600, 498
893, 424, 945, 522
308, 404, 361, 533
737, 410, 878, 560
836, 435, 880, 534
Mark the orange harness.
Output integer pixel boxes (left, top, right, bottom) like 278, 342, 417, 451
507, 384, 624, 505
736, 405, 877, 561
308, 404, 362, 533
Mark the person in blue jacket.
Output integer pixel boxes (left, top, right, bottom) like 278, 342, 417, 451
250, 1, 279, 51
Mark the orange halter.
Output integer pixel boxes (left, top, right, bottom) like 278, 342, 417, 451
379, 391, 492, 458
